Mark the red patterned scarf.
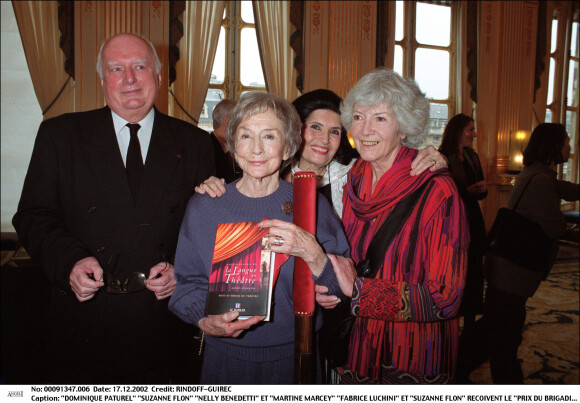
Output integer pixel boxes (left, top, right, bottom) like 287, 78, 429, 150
342, 146, 442, 265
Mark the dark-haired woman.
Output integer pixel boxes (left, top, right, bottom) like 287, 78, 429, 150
483, 123, 578, 383
279, 90, 357, 382
281, 89, 359, 218
439, 114, 487, 330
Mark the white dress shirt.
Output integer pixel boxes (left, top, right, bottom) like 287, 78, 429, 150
111, 109, 155, 166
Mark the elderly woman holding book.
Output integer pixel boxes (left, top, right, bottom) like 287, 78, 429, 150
169, 92, 351, 384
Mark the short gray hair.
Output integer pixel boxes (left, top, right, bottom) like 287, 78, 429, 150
212, 99, 237, 129
340, 68, 430, 148
226, 92, 302, 170
96, 33, 162, 79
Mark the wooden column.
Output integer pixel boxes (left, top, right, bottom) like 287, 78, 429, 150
477, 1, 539, 230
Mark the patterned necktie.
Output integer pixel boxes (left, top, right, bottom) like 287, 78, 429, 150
125, 123, 143, 204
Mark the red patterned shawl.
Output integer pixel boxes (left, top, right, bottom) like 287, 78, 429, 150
343, 147, 439, 263
341, 146, 469, 379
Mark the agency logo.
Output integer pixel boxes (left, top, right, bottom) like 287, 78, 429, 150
7, 391, 23, 397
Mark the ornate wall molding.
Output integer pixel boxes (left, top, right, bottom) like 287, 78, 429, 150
362, 2, 371, 40
152, 1, 163, 19
311, 1, 321, 35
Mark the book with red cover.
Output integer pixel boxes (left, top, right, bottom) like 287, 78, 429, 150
204, 222, 276, 321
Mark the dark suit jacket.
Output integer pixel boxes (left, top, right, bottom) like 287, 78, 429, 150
210, 132, 242, 183
13, 106, 215, 383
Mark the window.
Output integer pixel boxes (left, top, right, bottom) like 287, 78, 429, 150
198, 2, 266, 132
545, 5, 579, 193
393, 0, 457, 148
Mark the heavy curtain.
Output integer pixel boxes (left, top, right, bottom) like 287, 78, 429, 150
171, 1, 225, 124
253, 1, 300, 100
212, 222, 268, 263
209, 241, 263, 292
12, 1, 73, 119
209, 222, 269, 293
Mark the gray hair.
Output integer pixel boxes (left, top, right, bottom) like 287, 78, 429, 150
226, 92, 302, 170
96, 33, 162, 79
212, 99, 237, 129
340, 68, 430, 148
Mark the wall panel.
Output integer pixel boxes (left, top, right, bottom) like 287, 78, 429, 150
304, 1, 375, 98
477, 1, 539, 230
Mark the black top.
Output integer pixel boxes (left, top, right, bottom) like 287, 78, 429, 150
210, 133, 242, 183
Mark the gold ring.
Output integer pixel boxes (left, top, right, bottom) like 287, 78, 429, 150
272, 236, 284, 247
431, 159, 437, 166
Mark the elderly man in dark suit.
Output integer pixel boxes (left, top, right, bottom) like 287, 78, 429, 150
13, 33, 215, 384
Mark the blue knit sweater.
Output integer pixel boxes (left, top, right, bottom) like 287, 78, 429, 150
169, 179, 350, 361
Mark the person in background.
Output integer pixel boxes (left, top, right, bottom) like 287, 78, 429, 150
330, 68, 468, 384
481, 123, 579, 384
12, 33, 215, 384
439, 113, 487, 330
210, 99, 241, 183
169, 92, 351, 384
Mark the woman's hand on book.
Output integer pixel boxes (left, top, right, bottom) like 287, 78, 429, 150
259, 219, 327, 277
199, 312, 264, 338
